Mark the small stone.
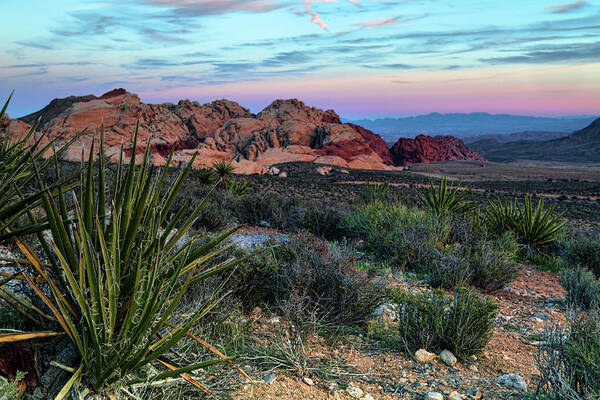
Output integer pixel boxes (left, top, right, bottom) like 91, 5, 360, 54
363, 394, 375, 400
267, 316, 281, 324
448, 391, 462, 400
302, 377, 314, 386
467, 389, 482, 399
262, 374, 276, 384
425, 392, 444, 400
440, 350, 457, 366
468, 364, 478, 372
415, 349, 437, 363
259, 220, 271, 227
496, 374, 527, 391
346, 384, 364, 399
278, 171, 287, 178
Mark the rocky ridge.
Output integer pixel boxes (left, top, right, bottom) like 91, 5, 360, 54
8, 89, 485, 173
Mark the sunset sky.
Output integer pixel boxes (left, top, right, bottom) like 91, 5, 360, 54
2, 0, 599, 118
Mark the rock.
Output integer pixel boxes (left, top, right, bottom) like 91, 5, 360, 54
261, 374, 276, 384
8, 88, 452, 173
390, 134, 485, 165
267, 316, 281, 324
440, 350, 457, 366
363, 394, 375, 400
425, 392, 444, 400
415, 349, 437, 363
259, 220, 271, 228
448, 391, 462, 400
302, 377, 314, 386
346, 383, 364, 398
278, 171, 287, 178
468, 364, 478, 372
496, 374, 527, 391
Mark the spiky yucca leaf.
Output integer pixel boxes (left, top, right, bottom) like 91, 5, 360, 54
212, 160, 236, 179
0, 93, 79, 237
483, 195, 565, 248
227, 179, 250, 197
512, 196, 565, 247
482, 197, 519, 234
11, 128, 251, 394
416, 176, 475, 215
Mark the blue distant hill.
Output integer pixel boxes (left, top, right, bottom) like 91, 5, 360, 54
349, 113, 598, 143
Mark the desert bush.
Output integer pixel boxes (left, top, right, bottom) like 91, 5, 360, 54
416, 176, 475, 215
383, 287, 498, 360
425, 248, 471, 290
483, 196, 565, 248
286, 202, 347, 240
232, 191, 297, 228
343, 200, 449, 268
424, 234, 518, 292
3, 134, 248, 395
560, 268, 600, 310
229, 233, 386, 332
468, 234, 519, 292
558, 228, 600, 277
536, 309, 600, 399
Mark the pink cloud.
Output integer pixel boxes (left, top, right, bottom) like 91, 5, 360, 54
360, 17, 403, 27
308, 11, 327, 29
546, 1, 586, 13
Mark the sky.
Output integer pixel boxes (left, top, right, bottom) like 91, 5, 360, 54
1, 0, 599, 118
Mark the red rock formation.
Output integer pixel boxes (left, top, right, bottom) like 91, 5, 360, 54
346, 123, 393, 165
390, 134, 486, 165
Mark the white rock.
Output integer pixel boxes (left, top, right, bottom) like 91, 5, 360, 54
425, 392, 444, 400
496, 374, 527, 391
415, 349, 437, 363
302, 377, 314, 386
448, 391, 462, 400
363, 394, 375, 400
346, 384, 364, 399
278, 171, 287, 178
440, 350, 457, 366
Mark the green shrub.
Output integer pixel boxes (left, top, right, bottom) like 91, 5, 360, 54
229, 233, 386, 332
468, 235, 519, 292
558, 228, 600, 277
561, 268, 600, 310
287, 202, 347, 240
416, 177, 475, 215
385, 287, 498, 360
536, 310, 600, 399
423, 233, 518, 292
195, 167, 216, 185
232, 191, 297, 228
343, 200, 449, 268
425, 248, 471, 290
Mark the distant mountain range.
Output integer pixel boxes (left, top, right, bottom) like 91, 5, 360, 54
469, 118, 600, 163
350, 113, 598, 143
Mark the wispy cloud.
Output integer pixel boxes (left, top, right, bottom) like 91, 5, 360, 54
144, 0, 286, 16
546, 1, 586, 13
360, 17, 403, 27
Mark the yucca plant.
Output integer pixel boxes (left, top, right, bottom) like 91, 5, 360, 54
481, 197, 519, 234
5, 129, 252, 396
212, 160, 236, 180
227, 180, 249, 197
483, 196, 565, 248
416, 177, 475, 215
196, 167, 216, 185
512, 196, 566, 248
